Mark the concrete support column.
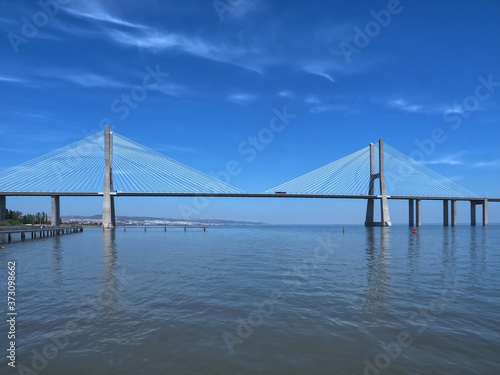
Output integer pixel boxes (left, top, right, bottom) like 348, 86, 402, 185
102, 126, 116, 229
415, 199, 421, 227
378, 139, 391, 226
0, 195, 6, 221
443, 199, 449, 226
451, 200, 457, 226
365, 139, 391, 227
51, 196, 61, 227
409, 199, 414, 227
365, 143, 375, 226
470, 201, 476, 226
483, 198, 488, 226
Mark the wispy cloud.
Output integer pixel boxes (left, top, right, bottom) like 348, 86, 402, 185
422, 150, 500, 168
442, 104, 465, 115
422, 155, 464, 166
223, 0, 264, 20
55, 0, 386, 82
310, 104, 350, 114
64, 1, 147, 29
302, 64, 336, 83
0, 75, 25, 83
13, 111, 50, 120
108, 29, 264, 74
277, 90, 294, 99
473, 160, 500, 167
226, 93, 257, 106
388, 98, 425, 113
305, 94, 354, 114
63, 73, 125, 88
386, 98, 482, 116
305, 95, 322, 105
156, 83, 192, 99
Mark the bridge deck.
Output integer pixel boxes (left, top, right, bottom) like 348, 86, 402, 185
1, 192, 498, 202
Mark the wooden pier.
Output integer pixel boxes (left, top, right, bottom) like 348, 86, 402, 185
0, 226, 83, 243
119, 225, 207, 232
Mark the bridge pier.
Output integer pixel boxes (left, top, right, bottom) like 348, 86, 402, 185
483, 198, 488, 226
471, 199, 488, 226
0, 195, 5, 221
51, 195, 61, 226
443, 199, 449, 226
408, 199, 421, 226
451, 200, 457, 226
102, 126, 116, 229
408, 199, 414, 226
415, 199, 421, 226
365, 139, 391, 227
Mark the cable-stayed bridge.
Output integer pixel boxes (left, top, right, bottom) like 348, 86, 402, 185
0, 126, 497, 228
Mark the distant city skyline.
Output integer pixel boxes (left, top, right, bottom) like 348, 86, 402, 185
1, 0, 499, 224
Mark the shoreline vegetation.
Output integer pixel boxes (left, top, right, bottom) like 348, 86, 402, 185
1, 213, 266, 228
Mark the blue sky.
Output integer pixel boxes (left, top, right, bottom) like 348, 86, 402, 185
0, 0, 499, 224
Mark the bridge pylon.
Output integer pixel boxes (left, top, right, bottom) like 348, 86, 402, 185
102, 126, 116, 229
365, 139, 391, 227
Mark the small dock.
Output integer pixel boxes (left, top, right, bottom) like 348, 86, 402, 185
0, 226, 83, 243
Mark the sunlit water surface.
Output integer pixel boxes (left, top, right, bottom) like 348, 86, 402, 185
1, 225, 499, 374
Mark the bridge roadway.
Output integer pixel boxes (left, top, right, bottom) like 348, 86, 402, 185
1, 191, 499, 202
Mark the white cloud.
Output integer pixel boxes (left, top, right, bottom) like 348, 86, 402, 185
226, 93, 257, 106
302, 64, 336, 83
442, 104, 465, 115
0, 75, 25, 83
63, 73, 125, 88
388, 98, 424, 113
64, 1, 147, 30
310, 104, 350, 114
473, 160, 500, 167
156, 83, 192, 99
305, 95, 322, 105
277, 90, 294, 99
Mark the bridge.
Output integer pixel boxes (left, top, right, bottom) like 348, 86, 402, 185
0, 126, 497, 228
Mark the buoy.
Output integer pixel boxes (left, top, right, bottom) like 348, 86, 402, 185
413, 228, 417, 234
343, 227, 345, 233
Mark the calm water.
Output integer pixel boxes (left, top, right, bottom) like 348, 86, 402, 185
1, 225, 499, 374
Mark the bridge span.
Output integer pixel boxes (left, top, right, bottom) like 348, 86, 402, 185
0, 126, 497, 227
